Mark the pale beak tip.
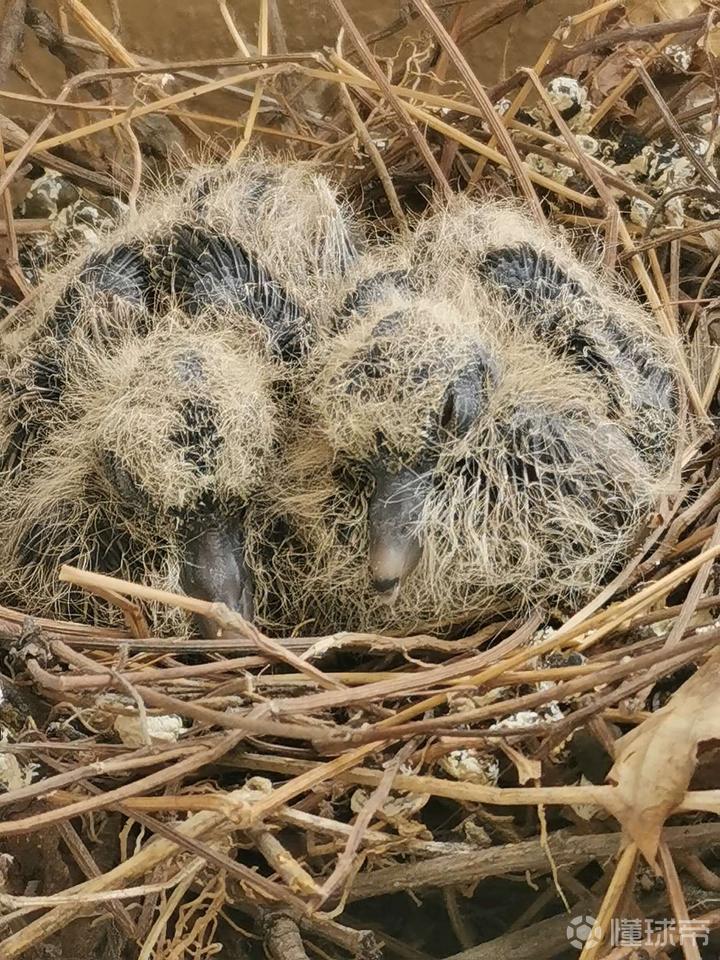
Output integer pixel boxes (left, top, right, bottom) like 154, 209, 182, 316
371, 576, 402, 605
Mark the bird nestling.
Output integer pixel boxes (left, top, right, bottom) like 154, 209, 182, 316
251, 201, 680, 636
0, 158, 362, 635
0, 313, 278, 635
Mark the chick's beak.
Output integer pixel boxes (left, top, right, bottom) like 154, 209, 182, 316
367, 465, 431, 602
179, 518, 253, 638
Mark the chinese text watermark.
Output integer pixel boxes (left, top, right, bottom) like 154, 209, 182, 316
566, 914, 710, 950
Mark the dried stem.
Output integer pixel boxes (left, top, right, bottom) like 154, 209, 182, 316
0, 0, 27, 85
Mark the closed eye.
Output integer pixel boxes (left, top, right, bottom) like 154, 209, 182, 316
99, 450, 147, 508
440, 391, 456, 432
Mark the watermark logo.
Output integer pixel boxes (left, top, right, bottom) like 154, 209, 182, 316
565, 915, 710, 950
566, 915, 602, 950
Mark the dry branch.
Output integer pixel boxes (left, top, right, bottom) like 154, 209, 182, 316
0, 0, 27, 85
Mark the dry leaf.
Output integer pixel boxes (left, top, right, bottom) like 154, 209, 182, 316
0, 753, 27, 792
605, 655, 720, 866
627, 0, 701, 22
588, 49, 636, 100
626, 0, 720, 53
499, 742, 541, 784
114, 713, 183, 747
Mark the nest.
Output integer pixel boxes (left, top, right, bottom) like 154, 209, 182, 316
1, 2, 720, 960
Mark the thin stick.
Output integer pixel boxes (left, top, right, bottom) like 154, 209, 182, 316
121, 119, 142, 215
344, 822, 720, 901
137, 864, 202, 960
270, 538, 720, 717
333, 628, 720, 743
664, 513, 720, 649
489, 11, 716, 102
471, 13, 561, 182
0, 731, 246, 838
0, 0, 27, 85
519, 66, 620, 262
0, 781, 254, 958
617, 217, 705, 417
0, 741, 209, 811
409, 0, 544, 221
2, 63, 289, 174
0, 136, 31, 299
581, 843, 637, 960
336, 33, 407, 230
318, 740, 416, 907
248, 826, 322, 898
328, 54, 599, 209
57, 820, 136, 937
217, 0, 251, 56
230, 750, 720, 818
59, 0, 210, 146
326, 0, 453, 201
659, 842, 702, 960
59, 565, 343, 690
0, 863, 200, 912
229, 0, 268, 159
48, 641, 336, 743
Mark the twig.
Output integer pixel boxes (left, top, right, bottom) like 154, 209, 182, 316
0, 110, 114, 191
676, 853, 720, 892
336, 39, 408, 230
0, 136, 31, 299
122, 806, 311, 912
318, 739, 417, 907
0, 731, 246, 837
228, 749, 720, 821
263, 913, 311, 960
24, 4, 108, 98
228, 0, 268, 159
0, 0, 27, 85
59, 565, 344, 690
0, 740, 208, 810
248, 826, 322, 898
664, 512, 720, 649
457, 0, 548, 46
0, 777, 250, 958
489, 12, 718, 101
409, 0, 544, 222
136, 860, 204, 960
267, 0, 288, 55
634, 58, 720, 195
312, 628, 720, 745
659, 842, 702, 960
217, 0, 251, 56
56, 820, 136, 937
327, 0, 453, 201
31, 643, 333, 743
0, 864, 199, 913
343, 822, 720, 901
121, 120, 142, 215
1, 61, 289, 178
59, 0, 215, 148
578, 844, 636, 960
